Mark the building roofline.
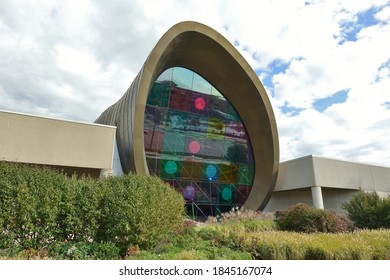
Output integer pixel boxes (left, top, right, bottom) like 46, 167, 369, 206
282, 154, 390, 169
0, 109, 116, 129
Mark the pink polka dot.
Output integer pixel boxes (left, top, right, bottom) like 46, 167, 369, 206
194, 97, 206, 110
189, 141, 201, 154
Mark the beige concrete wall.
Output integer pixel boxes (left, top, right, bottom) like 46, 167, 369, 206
321, 188, 358, 213
265, 187, 358, 213
264, 188, 313, 211
312, 156, 390, 192
0, 110, 116, 170
268, 155, 390, 213
275, 156, 316, 191
276, 155, 390, 192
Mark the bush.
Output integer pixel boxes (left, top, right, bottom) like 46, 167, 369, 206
0, 162, 65, 248
0, 161, 186, 257
96, 174, 185, 253
55, 175, 101, 243
275, 203, 353, 233
342, 191, 390, 229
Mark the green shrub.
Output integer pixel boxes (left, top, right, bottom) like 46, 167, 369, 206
275, 203, 353, 233
56, 175, 101, 242
96, 174, 185, 253
342, 191, 390, 229
0, 162, 65, 248
0, 161, 185, 258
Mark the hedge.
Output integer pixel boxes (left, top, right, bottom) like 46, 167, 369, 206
0, 161, 185, 257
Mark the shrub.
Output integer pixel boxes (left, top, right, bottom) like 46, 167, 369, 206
275, 203, 353, 233
342, 191, 390, 229
96, 174, 185, 253
55, 175, 101, 242
0, 161, 186, 258
0, 162, 65, 248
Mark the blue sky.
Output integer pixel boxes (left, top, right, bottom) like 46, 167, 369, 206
0, 0, 389, 166
313, 90, 348, 112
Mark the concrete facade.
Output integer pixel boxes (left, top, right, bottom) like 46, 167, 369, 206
265, 155, 390, 213
0, 110, 116, 177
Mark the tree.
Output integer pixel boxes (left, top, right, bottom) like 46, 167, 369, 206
342, 190, 390, 229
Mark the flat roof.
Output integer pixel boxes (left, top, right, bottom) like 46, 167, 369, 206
282, 154, 390, 169
276, 155, 390, 193
1, 110, 116, 170
0, 109, 116, 129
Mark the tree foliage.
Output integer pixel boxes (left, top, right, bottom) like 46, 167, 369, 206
342, 190, 390, 229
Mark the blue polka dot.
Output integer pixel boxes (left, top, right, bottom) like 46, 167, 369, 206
206, 165, 217, 178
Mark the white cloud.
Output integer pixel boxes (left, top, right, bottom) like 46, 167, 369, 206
376, 5, 390, 21
276, 74, 390, 165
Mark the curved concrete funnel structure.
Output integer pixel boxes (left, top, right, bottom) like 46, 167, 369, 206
96, 21, 279, 211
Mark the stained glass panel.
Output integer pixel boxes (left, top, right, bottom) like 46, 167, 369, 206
144, 67, 255, 219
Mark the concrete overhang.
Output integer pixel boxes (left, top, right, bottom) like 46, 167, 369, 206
0, 110, 116, 170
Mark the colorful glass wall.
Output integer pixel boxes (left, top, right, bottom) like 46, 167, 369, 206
144, 67, 255, 219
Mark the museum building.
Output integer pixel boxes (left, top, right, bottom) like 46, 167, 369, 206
1, 22, 389, 218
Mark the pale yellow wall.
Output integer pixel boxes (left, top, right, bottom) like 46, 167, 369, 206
268, 155, 390, 213
264, 188, 358, 213
275, 156, 316, 191
312, 156, 390, 192
276, 155, 390, 192
0, 110, 116, 170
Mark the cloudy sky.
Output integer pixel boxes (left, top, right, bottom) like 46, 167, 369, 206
1, 0, 390, 166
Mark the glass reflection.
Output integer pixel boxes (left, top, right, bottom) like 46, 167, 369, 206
144, 67, 254, 219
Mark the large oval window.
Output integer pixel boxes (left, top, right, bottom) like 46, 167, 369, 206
143, 67, 255, 219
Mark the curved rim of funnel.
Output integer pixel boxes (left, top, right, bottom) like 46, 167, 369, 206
131, 21, 279, 210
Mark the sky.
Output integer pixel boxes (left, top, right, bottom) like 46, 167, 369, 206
1, 0, 390, 166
